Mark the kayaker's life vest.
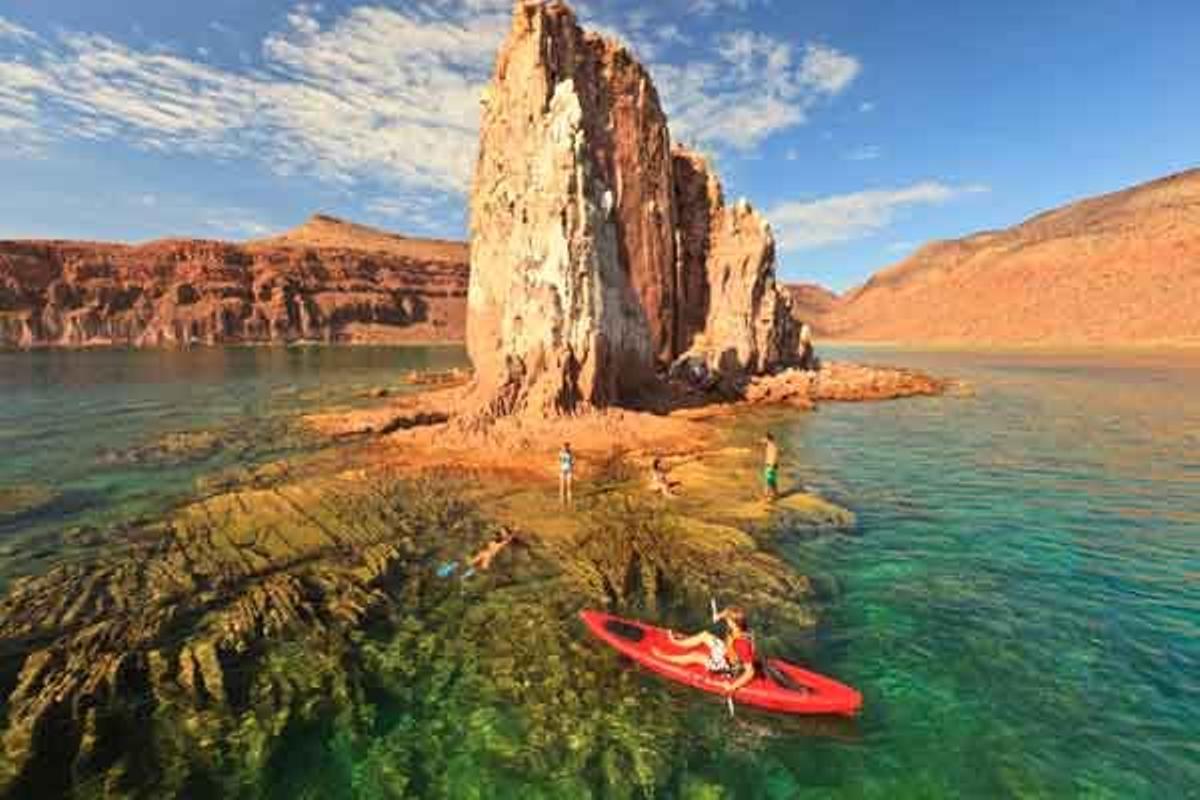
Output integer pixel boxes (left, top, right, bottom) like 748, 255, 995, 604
730, 634, 755, 667
711, 632, 755, 677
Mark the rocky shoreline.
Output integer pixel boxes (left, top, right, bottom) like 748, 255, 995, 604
0, 349, 950, 795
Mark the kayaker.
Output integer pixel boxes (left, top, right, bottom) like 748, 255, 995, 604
762, 432, 780, 502
559, 441, 575, 509
654, 607, 757, 694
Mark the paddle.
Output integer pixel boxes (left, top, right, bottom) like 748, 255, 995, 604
712, 597, 736, 718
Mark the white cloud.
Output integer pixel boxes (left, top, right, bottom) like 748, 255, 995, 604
0, 3, 861, 220
0, 5, 507, 195
0, 18, 37, 42
845, 144, 882, 161
799, 43, 860, 94
257, 4, 506, 191
656, 36, 860, 150
859, 100, 875, 112
365, 191, 462, 235
688, 0, 756, 15
768, 182, 989, 250
203, 214, 273, 239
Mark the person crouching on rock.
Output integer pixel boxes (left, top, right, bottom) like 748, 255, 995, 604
762, 432, 780, 502
559, 441, 575, 508
799, 321, 816, 371
652, 607, 757, 695
649, 457, 680, 498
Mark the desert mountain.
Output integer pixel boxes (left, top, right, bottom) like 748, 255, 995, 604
821, 168, 1200, 345
253, 214, 467, 264
0, 215, 469, 348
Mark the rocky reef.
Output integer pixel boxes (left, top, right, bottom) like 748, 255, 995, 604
0, 216, 468, 349
465, 1, 797, 420
0, 453, 838, 797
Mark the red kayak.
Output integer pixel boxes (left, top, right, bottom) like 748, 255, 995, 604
580, 610, 862, 716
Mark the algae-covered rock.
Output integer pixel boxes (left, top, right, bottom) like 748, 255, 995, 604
0, 449, 829, 797
0, 484, 57, 523
100, 429, 226, 467
0, 475, 494, 797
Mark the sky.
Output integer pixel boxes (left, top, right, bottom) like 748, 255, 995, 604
1, 0, 1197, 290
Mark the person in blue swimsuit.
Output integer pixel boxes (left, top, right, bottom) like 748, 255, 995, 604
559, 441, 575, 508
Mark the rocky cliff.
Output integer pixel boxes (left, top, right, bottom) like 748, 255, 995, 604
0, 215, 469, 348
821, 168, 1200, 345
465, 0, 797, 419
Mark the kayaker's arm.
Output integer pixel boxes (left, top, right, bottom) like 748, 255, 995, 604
668, 630, 717, 649
725, 661, 755, 694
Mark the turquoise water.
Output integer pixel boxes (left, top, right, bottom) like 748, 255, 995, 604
0, 346, 1197, 797
763, 348, 1200, 798
0, 346, 468, 585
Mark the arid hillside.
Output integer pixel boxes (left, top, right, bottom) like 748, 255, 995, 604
0, 215, 469, 348
822, 168, 1200, 345
784, 283, 839, 331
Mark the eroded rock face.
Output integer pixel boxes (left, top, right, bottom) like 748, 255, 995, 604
673, 148, 797, 375
0, 216, 469, 348
467, 2, 671, 418
465, 0, 797, 420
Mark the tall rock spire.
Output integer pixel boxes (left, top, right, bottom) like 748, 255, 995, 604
465, 0, 796, 422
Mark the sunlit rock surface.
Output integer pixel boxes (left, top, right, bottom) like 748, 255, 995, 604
465, 1, 799, 422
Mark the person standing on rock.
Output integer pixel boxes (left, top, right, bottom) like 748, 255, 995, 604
799, 322, 816, 371
559, 442, 575, 508
762, 433, 780, 502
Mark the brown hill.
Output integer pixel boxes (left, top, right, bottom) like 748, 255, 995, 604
822, 168, 1200, 346
0, 216, 469, 348
784, 283, 839, 330
252, 214, 468, 263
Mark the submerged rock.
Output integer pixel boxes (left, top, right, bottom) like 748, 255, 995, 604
0, 463, 827, 797
100, 429, 226, 466
0, 484, 57, 523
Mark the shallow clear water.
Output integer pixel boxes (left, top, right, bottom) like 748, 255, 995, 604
764, 348, 1200, 798
0, 346, 468, 584
1, 346, 1197, 798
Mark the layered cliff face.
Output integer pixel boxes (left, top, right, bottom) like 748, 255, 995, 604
822, 168, 1200, 345
0, 216, 469, 348
466, 0, 796, 419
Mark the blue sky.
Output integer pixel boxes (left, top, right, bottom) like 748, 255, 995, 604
1, 0, 1197, 290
